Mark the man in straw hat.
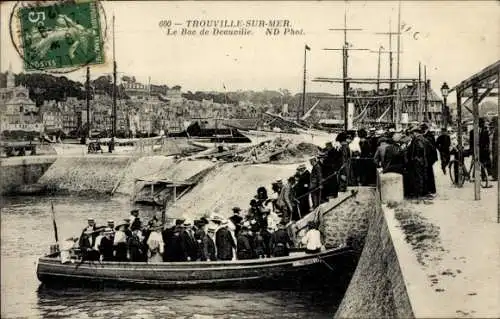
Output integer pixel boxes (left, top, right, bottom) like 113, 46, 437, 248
96, 227, 114, 261
113, 220, 130, 261
201, 224, 217, 261
180, 219, 198, 261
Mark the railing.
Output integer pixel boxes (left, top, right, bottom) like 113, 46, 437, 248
293, 156, 378, 203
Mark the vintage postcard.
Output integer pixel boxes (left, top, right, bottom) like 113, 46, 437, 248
1, 1, 498, 318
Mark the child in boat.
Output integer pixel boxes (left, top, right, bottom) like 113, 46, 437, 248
60, 237, 78, 264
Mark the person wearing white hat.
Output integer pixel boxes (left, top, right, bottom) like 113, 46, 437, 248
201, 225, 217, 261
180, 219, 197, 261
113, 220, 130, 261
60, 237, 78, 264
146, 222, 164, 263
97, 227, 114, 261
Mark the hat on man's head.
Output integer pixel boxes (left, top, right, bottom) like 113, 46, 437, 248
232, 206, 241, 213
207, 225, 217, 232
183, 219, 193, 227
297, 164, 306, 171
87, 217, 95, 222
115, 220, 130, 231
175, 218, 185, 225
420, 123, 429, 131
107, 220, 114, 224
130, 209, 139, 215
210, 214, 223, 223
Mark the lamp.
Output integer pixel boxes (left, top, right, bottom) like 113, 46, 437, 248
440, 82, 450, 129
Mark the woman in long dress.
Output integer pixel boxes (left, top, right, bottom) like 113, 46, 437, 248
146, 223, 164, 263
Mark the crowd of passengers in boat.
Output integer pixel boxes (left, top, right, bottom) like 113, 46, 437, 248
60, 183, 324, 264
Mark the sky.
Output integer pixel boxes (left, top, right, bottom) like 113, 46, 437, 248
1, 1, 499, 101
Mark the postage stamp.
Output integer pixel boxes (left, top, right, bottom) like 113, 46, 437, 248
17, 1, 104, 71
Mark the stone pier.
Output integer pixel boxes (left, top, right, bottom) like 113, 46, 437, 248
0, 156, 57, 195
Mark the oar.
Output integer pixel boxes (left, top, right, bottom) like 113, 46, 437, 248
50, 200, 59, 244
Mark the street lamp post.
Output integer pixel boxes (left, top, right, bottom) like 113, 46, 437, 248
440, 82, 449, 130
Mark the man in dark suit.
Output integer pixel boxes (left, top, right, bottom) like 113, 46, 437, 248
215, 220, 235, 261
270, 222, 293, 257
201, 225, 217, 261
79, 218, 97, 251
229, 207, 243, 236
236, 224, 254, 260
436, 128, 451, 175
294, 164, 311, 219
421, 123, 438, 196
179, 219, 198, 261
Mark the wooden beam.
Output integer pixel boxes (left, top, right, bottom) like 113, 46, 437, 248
313, 77, 418, 84
457, 89, 463, 188
473, 84, 481, 200
497, 67, 500, 223
451, 60, 500, 92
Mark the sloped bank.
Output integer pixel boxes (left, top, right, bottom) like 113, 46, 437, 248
334, 176, 414, 318
37, 155, 214, 195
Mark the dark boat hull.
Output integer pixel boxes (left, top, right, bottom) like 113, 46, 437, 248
37, 247, 358, 289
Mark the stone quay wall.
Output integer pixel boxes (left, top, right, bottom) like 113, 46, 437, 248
334, 174, 414, 318
0, 156, 57, 195
321, 188, 374, 251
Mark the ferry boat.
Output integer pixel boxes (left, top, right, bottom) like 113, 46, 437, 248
36, 245, 357, 289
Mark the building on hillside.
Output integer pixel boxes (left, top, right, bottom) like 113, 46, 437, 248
39, 102, 63, 132
0, 64, 41, 133
123, 82, 150, 100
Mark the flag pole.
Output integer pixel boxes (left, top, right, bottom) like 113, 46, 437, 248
51, 201, 59, 245
301, 45, 310, 122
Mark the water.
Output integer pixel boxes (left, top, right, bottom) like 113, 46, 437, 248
1, 195, 343, 319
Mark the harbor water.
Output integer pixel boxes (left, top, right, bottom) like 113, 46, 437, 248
1, 195, 345, 318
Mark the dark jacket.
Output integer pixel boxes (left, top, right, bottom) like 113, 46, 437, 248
215, 227, 235, 261
310, 162, 323, 188
296, 170, 311, 196
163, 226, 183, 262
98, 236, 114, 261
79, 226, 97, 250
270, 228, 292, 257
201, 234, 216, 261
236, 232, 254, 260
180, 228, 198, 261
436, 133, 451, 153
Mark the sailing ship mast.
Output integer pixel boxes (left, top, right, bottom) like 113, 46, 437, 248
112, 14, 117, 138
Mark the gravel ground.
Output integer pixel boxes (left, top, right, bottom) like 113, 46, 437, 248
392, 160, 499, 318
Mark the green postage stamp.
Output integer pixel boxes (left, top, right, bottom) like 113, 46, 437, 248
17, 1, 104, 71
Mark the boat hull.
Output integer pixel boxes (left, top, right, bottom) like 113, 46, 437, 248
37, 247, 358, 289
